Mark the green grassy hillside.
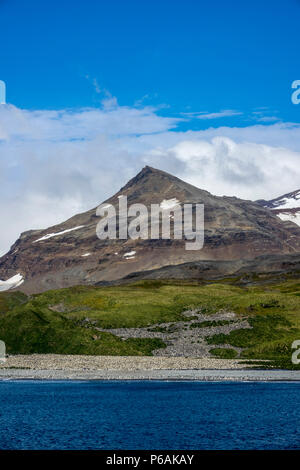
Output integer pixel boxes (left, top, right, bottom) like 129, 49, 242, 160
0, 278, 300, 365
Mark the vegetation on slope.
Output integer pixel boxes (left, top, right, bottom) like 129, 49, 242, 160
0, 298, 165, 355
0, 277, 299, 365
209, 348, 238, 359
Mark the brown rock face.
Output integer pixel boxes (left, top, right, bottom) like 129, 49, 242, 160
0, 166, 300, 293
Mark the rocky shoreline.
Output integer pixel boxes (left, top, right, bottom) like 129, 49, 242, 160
1, 354, 299, 381
0, 354, 250, 371
1, 368, 300, 382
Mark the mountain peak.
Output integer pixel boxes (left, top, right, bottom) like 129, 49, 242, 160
118, 165, 209, 201
1, 167, 300, 293
120, 166, 174, 189
140, 165, 159, 173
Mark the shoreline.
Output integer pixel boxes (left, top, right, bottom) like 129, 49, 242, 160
0, 355, 299, 382
1, 368, 300, 382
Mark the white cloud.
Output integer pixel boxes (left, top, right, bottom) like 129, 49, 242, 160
0, 100, 300, 256
146, 137, 300, 200
0, 103, 180, 141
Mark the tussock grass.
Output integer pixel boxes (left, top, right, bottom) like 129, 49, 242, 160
0, 278, 299, 362
209, 348, 238, 359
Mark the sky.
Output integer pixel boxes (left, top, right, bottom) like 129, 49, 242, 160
0, 0, 300, 255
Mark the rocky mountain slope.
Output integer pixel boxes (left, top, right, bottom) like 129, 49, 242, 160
112, 253, 300, 285
0, 166, 300, 293
257, 189, 300, 226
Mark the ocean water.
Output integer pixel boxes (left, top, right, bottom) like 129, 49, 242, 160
0, 380, 299, 450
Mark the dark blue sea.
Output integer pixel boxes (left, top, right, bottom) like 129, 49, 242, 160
0, 380, 299, 450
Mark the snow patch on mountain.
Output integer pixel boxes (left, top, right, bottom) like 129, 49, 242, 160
271, 193, 300, 210
160, 198, 180, 210
262, 190, 300, 210
123, 251, 136, 259
277, 212, 300, 226
34, 225, 85, 243
258, 189, 300, 227
0, 273, 24, 292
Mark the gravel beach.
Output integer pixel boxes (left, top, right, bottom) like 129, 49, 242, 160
0, 355, 299, 381
0, 354, 250, 371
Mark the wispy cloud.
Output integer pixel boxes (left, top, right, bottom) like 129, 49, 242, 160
92, 78, 101, 94
84, 75, 115, 104
256, 116, 280, 123
251, 108, 281, 123
195, 109, 242, 120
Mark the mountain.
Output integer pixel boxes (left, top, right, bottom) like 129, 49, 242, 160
256, 189, 300, 226
0, 166, 300, 293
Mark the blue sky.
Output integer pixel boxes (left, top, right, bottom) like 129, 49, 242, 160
0, 0, 300, 254
0, 0, 299, 125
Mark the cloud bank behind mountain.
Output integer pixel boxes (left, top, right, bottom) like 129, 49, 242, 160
0, 100, 300, 255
